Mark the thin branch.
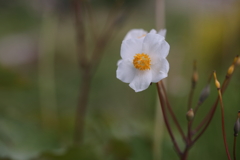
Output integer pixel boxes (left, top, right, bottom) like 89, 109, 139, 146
217, 89, 232, 160
188, 60, 197, 110
193, 69, 231, 134
191, 97, 219, 142
156, 82, 182, 156
160, 81, 187, 142
73, 0, 88, 69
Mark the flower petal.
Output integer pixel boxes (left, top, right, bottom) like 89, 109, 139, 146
149, 29, 157, 34
117, 59, 136, 83
123, 29, 147, 41
151, 58, 169, 82
117, 59, 123, 66
129, 70, 152, 92
142, 33, 170, 59
121, 38, 143, 60
158, 29, 167, 37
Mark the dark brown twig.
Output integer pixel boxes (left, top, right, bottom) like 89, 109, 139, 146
214, 72, 231, 160
156, 82, 182, 156
160, 81, 187, 142
187, 60, 197, 110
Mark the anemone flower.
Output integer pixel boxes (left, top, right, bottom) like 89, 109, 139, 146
123, 29, 167, 41
117, 31, 170, 92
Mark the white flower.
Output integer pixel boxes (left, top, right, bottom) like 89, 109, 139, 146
116, 31, 170, 92
123, 29, 167, 41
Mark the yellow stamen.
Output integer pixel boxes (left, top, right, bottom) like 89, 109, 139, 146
133, 53, 151, 70
138, 34, 146, 39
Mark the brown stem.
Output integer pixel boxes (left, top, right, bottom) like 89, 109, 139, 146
192, 97, 219, 142
73, 0, 88, 69
72, 0, 90, 145
181, 147, 190, 160
194, 72, 212, 115
74, 69, 92, 145
187, 121, 192, 144
160, 81, 187, 142
193, 102, 201, 116
156, 82, 182, 156
193, 74, 229, 134
218, 89, 232, 160
84, 2, 98, 40
187, 88, 194, 111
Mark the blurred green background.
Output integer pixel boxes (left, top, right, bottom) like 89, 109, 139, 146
0, 0, 240, 160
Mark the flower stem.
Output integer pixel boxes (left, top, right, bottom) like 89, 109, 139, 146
156, 82, 182, 156
188, 60, 197, 111
181, 146, 190, 160
192, 97, 219, 143
74, 69, 92, 145
218, 89, 232, 160
193, 70, 230, 134
160, 81, 187, 142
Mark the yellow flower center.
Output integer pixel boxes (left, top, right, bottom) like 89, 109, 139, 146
138, 34, 146, 39
133, 53, 151, 70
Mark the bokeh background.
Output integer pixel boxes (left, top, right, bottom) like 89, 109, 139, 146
0, 0, 240, 159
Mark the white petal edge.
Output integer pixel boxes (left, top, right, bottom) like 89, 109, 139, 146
123, 29, 147, 41
151, 58, 169, 83
149, 29, 157, 34
142, 33, 164, 57
158, 29, 167, 37
117, 59, 136, 83
129, 70, 152, 92
142, 33, 170, 59
121, 38, 143, 60
117, 59, 122, 66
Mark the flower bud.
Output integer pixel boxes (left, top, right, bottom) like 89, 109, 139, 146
215, 80, 220, 89
186, 108, 194, 121
227, 65, 234, 77
198, 84, 210, 104
192, 71, 198, 86
234, 118, 240, 137
233, 55, 239, 65
213, 72, 220, 89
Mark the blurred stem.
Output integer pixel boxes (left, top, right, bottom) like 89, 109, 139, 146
218, 89, 231, 160
192, 96, 219, 140
194, 73, 212, 115
74, 68, 92, 145
156, 81, 182, 157
187, 88, 194, 111
188, 60, 197, 110
38, 8, 59, 129
153, 0, 165, 159
73, 0, 87, 69
193, 59, 237, 135
181, 147, 189, 160
73, 0, 121, 145
155, 0, 165, 29
73, 0, 89, 145
160, 81, 187, 142
187, 121, 192, 144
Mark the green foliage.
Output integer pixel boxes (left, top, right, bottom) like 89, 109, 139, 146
37, 146, 100, 160
0, 66, 27, 89
90, 0, 144, 8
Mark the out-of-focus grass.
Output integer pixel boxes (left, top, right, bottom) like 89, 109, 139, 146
0, 0, 240, 160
